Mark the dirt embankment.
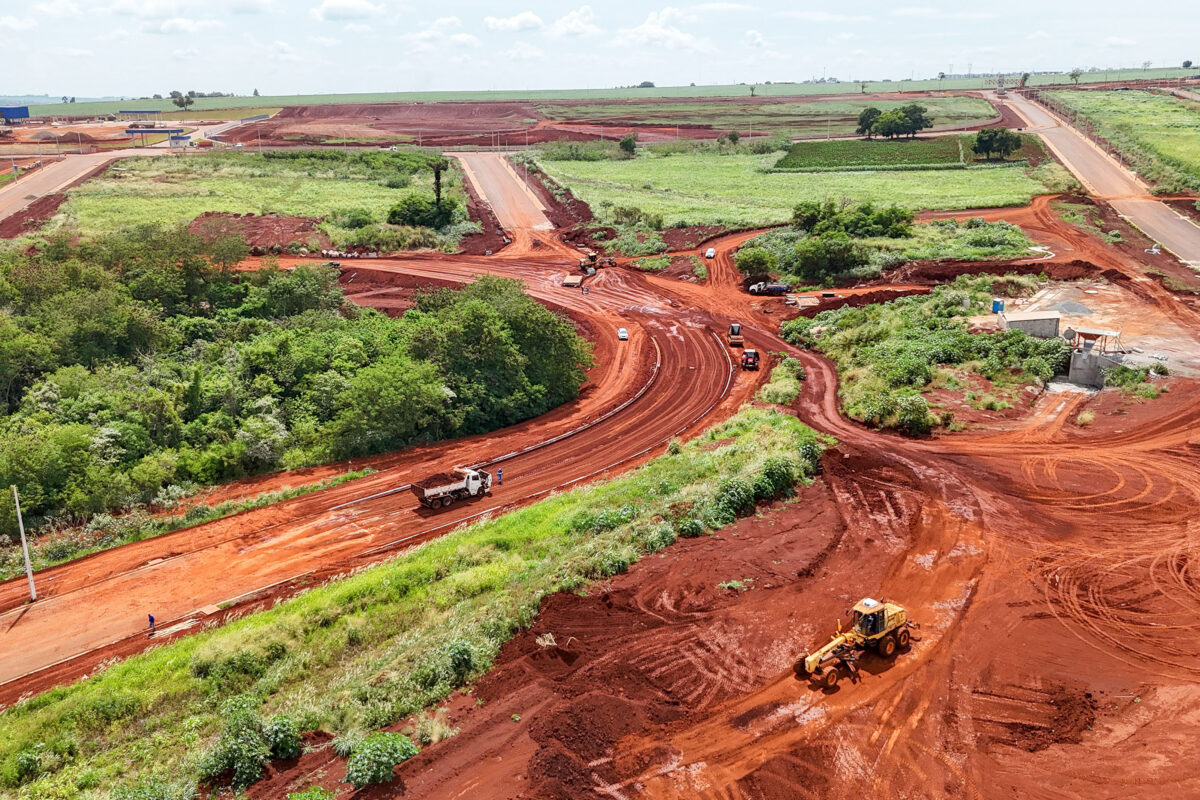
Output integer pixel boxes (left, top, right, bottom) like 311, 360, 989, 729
458, 166, 508, 255
0, 158, 114, 239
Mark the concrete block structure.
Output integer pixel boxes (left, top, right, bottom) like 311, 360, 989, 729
1000, 310, 1062, 339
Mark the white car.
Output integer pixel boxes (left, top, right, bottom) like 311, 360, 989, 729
704, 247, 716, 259
617, 328, 629, 341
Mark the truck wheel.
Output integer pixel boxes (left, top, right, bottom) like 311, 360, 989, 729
878, 635, 897, 658
441, 496, 453, 508
821, 669, 839, 689
896, 628, 911, 649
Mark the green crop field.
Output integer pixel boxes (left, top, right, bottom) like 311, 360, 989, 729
775, 136, 965, 169
26, 68, 1197, 118
48, 151, 456, 240
535, 96, 995, 138
537, 152, 1053, 226
1044, 89, 1200, 191
159, 107, 283, 121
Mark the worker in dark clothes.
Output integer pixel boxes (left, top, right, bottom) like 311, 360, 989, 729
497, 468, 503, 485
148, 613, 155, 637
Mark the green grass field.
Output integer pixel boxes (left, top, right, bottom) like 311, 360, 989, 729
775, 136, 965, 169
0, 404, 825, 797
51, 151, 454, 240
536, 96, 995, 138
1044, 89, 1200, 191
159, 107, 283, 121
538, 152, 1053, 226
27, 68, 1198, 117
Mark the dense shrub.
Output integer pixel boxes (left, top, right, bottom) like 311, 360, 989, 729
113, 778, 197, 800
344, 732, 419, 789
387, 195, 460, 229
288, 788, 335, 800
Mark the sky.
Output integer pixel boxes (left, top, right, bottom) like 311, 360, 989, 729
1, 0, 1197, 97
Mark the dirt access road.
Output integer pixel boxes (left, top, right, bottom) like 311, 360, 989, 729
1004, 91, 1200, 269
0, 169, 771, 692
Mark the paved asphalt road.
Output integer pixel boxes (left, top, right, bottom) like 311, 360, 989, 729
0, 119, 247, 223
1004, 91, 1200, 269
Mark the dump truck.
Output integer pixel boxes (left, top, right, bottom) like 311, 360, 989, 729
563, 275, 583, 288
748, 282, 789, 296
793, 597, 918, 689
411, 467, 492, 509
727, 322, 745, 347
741, 349, 760, 370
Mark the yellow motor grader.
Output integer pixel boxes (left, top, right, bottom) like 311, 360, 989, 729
793, 597, 918, 689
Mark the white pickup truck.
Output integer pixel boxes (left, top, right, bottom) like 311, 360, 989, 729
411, 467, 492, 509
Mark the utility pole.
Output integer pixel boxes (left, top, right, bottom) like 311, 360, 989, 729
12, 486, 36, 602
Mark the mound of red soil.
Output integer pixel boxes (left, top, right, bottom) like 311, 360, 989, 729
660, 224, 727, 250
188, 212, 330, 251
0, 194, 67, 238
791, 287, 930, 318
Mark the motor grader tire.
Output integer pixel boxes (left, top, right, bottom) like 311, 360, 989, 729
792, 659, 808, 679
896, 628, 911, 649
878, 635, 897, 658
821, 668, 839, 689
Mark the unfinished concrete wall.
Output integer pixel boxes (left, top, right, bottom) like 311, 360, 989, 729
1069, 350, 1124, 387
1004, 316, 1061, 339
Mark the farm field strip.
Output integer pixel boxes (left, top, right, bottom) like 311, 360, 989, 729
538, 152, 1053, 225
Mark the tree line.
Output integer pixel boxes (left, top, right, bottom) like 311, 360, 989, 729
855, 104, 934, 139
0, 227, 591, 536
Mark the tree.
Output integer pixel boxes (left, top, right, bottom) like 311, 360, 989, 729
899, 103, 931, 138
1142, 60, 1152, 71
727, 129, 740, 145
70, 97, 76, 103
859, 80, 868, 94
1184, 60, 1193, 69
61, 96, 68, 104
1019, 72, 1030, 87
430, 157, 448, 209
387, 194, 457, 228
1069, 68, 1083, 84
638, 81, 655, 88
937, 71, 946, 81
734, 247, 777, 276
871, 108, 908, 139
856, 107, 882, 138
749, 85, 756, 97
253, 88, 260, 96
972, 127, 1022, 160
170, 91, 194, 111
618, 134, 637, 156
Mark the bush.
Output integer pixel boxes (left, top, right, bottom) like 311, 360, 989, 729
113, 778, 197, 800
676, 517, 705, 538
895, 394, 933, 436
264, 715, 302, 760
714, 477, 755, 516
386, 195, 459, 229
343, 732, 419, 789
329, 208, 375, 229
735, 247, 777, 276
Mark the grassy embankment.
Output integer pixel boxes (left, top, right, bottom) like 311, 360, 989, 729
782, 275, 1072, 434
537, 138, 1063, 230
45, 150, 476, 250
26, 68, 1198, 116
0, 405, 826, 798
1043, 89, 1200, 192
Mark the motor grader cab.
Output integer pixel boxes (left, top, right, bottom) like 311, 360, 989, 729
793, 597, 917, 689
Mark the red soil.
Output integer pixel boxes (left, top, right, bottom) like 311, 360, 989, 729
0, 193, 67, 238
188, 211, 330, 251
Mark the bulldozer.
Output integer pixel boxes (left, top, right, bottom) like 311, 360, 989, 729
793, 598, 918, 689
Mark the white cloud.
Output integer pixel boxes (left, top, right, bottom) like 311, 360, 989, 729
402, 17, 480, 53
692, 2, 751, 11
548, 5, 601, 37
34, 0, 81, 17
1105, 36, 1135, 46
49, 45, 92, 56
172, 46, 200, 59
0, 16, 38, 30
1026, 29, 1050, 40
309, 0, 383, 22
621, 8, 708, 52
108, 0, 181, 18
503, 41, 544, 60
892, 7, 935, 15
344, 22, 370, 33
484, 11, 543, 31
743, 29, 764, 48
310, 35, 341, 46
777, 10, 870, 22
272, 40, 301, 62
149, 17, 221, 34
230, 0, 273, 13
